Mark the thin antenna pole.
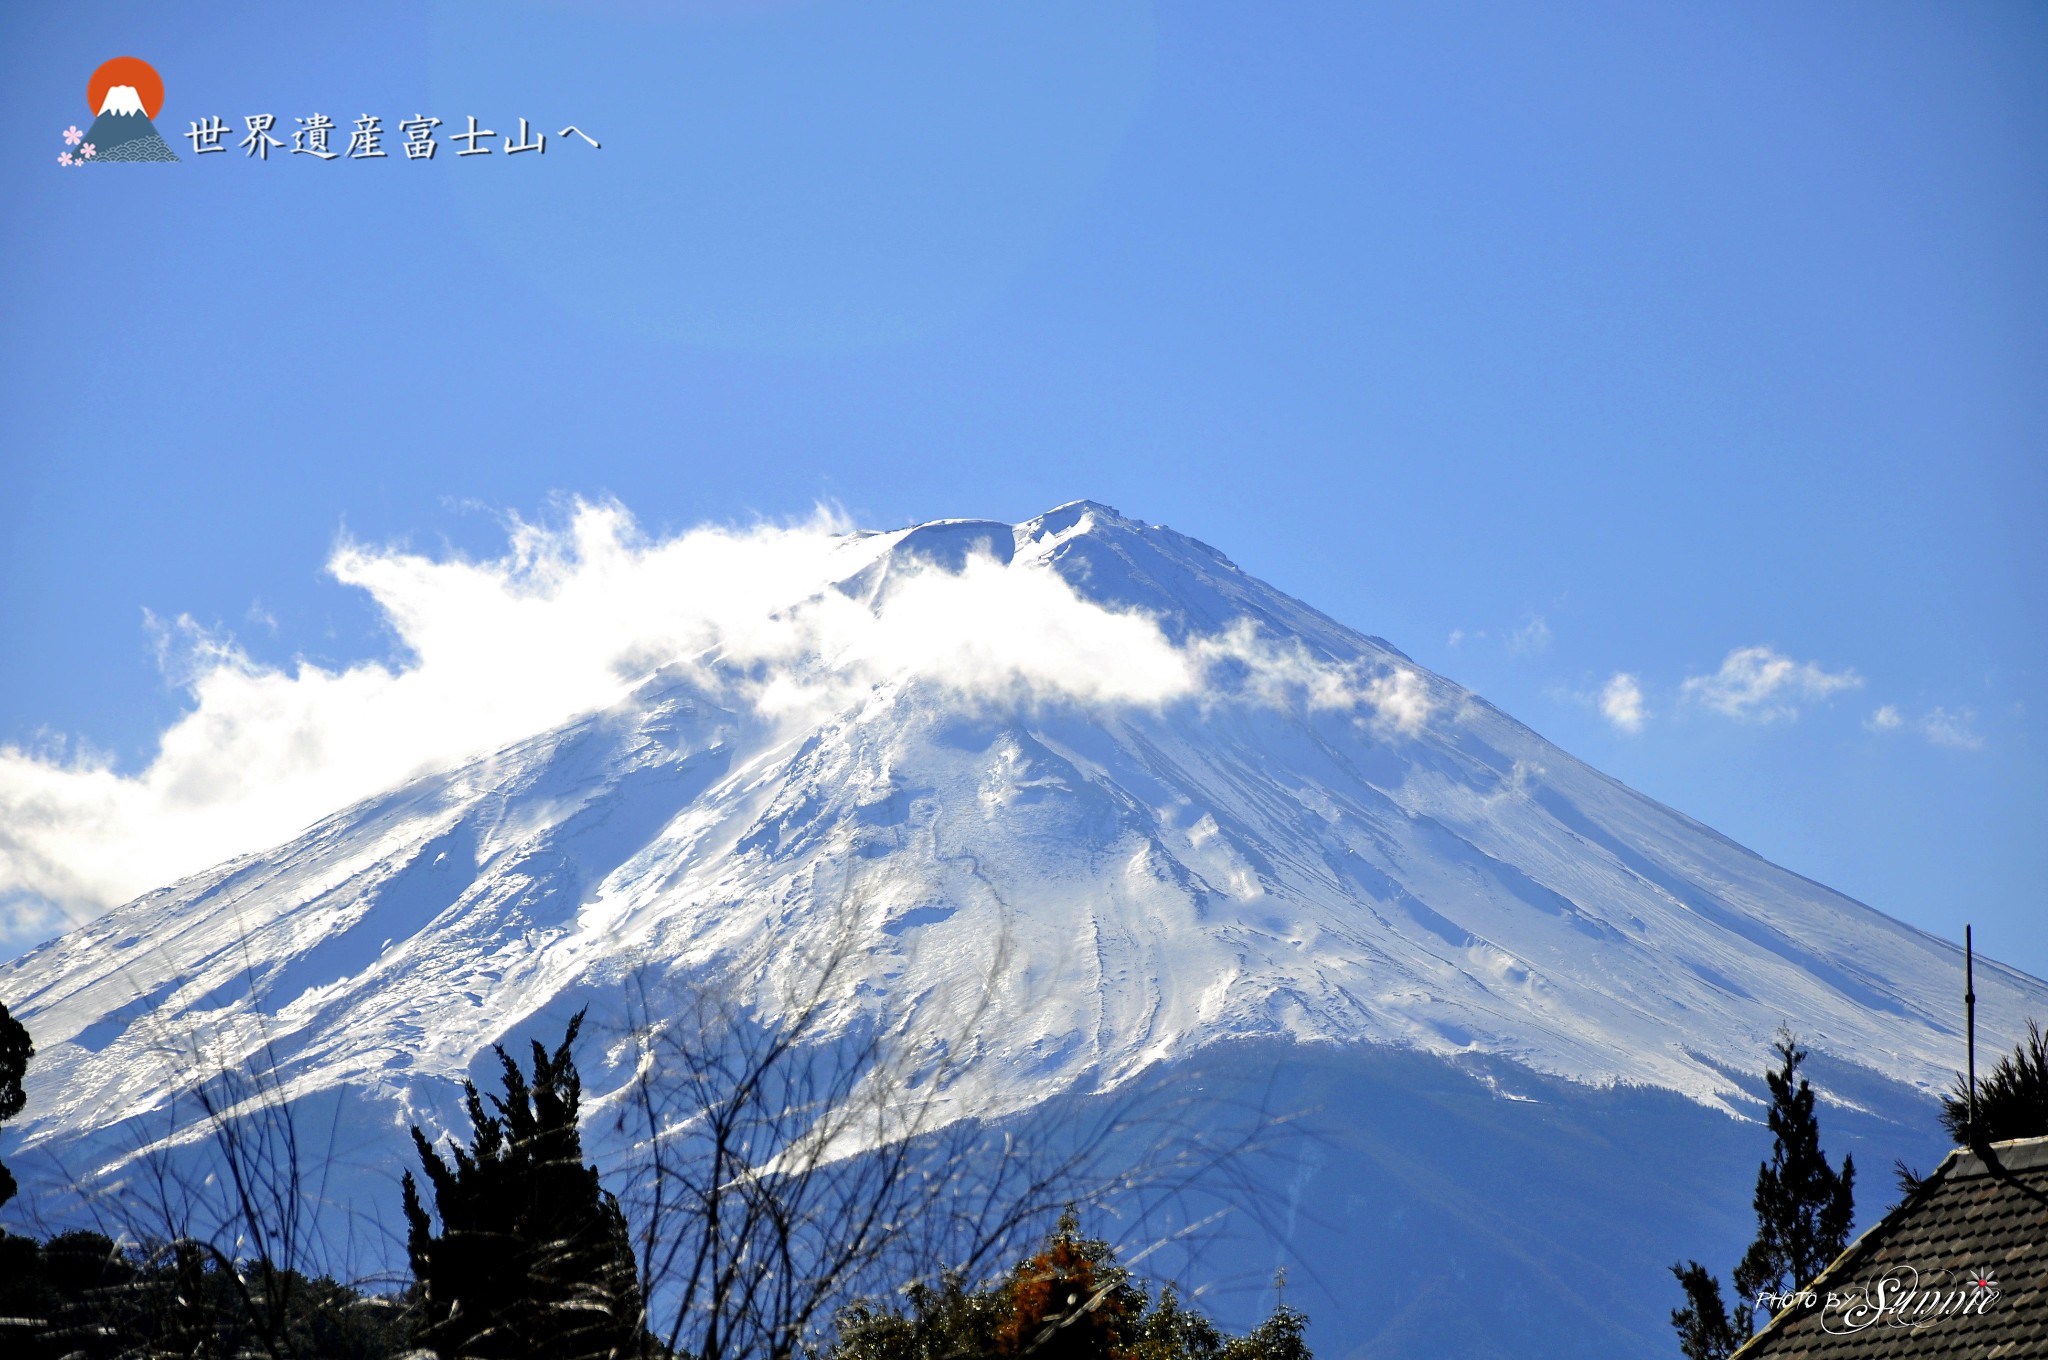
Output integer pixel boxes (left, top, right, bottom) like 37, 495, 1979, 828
1966, 924, 1977, 1144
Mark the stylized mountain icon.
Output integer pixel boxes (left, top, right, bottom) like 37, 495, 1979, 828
84, 86, 179, 162
80, 58, 179, 163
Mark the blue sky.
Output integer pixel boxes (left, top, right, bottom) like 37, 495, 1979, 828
2, 2, 2043, 979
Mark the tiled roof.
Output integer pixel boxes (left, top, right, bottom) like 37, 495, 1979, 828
1733, 1134, 2048, 1358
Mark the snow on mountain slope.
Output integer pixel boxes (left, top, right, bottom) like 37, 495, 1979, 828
96, 84, 146, 116
2, 501, 2038, 1176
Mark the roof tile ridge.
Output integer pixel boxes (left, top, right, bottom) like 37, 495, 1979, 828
1728, 1145, 1968, 1358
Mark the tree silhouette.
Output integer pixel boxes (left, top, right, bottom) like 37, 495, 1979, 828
1733, 1034, 1856, 1310
1668, 1261, 1740, 1360
1941, 1018, 2048, 1146
1670, 1032, 1855, 1354
402, 1010, 643, 1359
0, 1000, 32, 1214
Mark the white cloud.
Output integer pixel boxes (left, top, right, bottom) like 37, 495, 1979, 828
1362, 667, 1434, 735
1863, 702, 1985, 750
0, 502, 1437, 940
1679, 645, 1862, 723
1920, 707, 1984, 751
1446, 615, 1547, 657
1506, 614, 1552, 656
1180, 621, 1435, 734
1599, 673, 1647, 734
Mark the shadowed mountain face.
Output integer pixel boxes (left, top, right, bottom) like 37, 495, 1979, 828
1015, 1040, 1951, 1360
0, 502, 2030, 1357
81, 110, 180, 162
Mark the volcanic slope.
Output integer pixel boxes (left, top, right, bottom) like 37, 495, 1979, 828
2, 501, 2038, 1357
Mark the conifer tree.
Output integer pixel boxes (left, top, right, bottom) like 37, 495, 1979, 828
1941, 1018, 2048, 1145
1670, 1032, 1855, 1354
1895, 1017, 2047, 1196
1220, 1274, 1308, 1360
1732, 1034, 1856, 1310
402, 1010, 643, 1360
1667, 1262, 1739, 1360
0, 1001, 32, 1214
1129, 1283, 1223, 1360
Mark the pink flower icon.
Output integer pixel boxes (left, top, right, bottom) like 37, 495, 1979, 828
63, 125, 83, 146
80, 144, 96, 159
58, 152, 73, 167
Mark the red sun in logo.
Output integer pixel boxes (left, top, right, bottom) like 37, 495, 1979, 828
88, 56, 165, 120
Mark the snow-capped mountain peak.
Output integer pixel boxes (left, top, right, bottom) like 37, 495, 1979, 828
97, 84, 146, 116
3, 502, 2041, 1198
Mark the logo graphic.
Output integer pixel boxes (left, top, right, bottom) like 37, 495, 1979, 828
61, 57, 180, 165
1812, 1265, 2002, 1335
53, 57, 602, 169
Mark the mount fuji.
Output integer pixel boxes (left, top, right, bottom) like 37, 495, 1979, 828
82, 84, 180, 163
2, 501, 2040, 1358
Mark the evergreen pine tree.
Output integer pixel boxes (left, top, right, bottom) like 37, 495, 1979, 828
1941, 1018, 2048, 1145
402, 1010, 643, 1360
1130, 1283, 1223, 1360
833, 1272, 1005, 1360
0, 1001, 32, 1214
1220, 1274, 1308, 1360
1733, 1034, 1856, 1312
1670, 1032, 1855, 1352
1667, 1262, 1739, 1360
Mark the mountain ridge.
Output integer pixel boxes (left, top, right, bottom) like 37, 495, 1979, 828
6, 499, 2035, 1358
4, 501, 2035, 1169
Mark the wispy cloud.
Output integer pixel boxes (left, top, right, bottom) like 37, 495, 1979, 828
1919, 707, 1985, 751
1446, 612, 1552, 659
1863, 702, 1984, 751
1599, 673, 1647, 734
1680, 645, 1862, 722
0, 502, 1436, 940
1363, 667, 1434, 735
1506, 614, 1553, 656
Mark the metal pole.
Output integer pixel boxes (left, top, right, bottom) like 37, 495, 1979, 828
1966, 924, 1977, 1144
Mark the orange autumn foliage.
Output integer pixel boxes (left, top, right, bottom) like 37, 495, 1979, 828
997, 1224, 1137, 1360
